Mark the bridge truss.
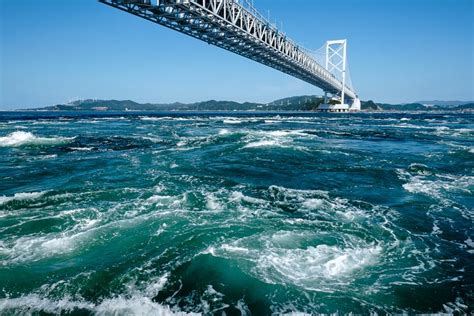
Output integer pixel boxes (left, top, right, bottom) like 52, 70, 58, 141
100, 0, 358, 104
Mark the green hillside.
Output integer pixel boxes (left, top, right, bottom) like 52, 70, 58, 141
30, 97, 472, 112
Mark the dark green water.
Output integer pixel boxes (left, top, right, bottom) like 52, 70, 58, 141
0, 111, 472, 315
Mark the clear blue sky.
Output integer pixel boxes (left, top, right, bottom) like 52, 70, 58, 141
1, 0, 473, 109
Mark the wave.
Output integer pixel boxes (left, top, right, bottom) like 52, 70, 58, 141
264, 120, 281, 124
0, 131, 75, 147
168, 127, 316, 151
256, 244, 381, 283
0, 191, 48, 206
266, 185, 370, 221
242, 129, 314, 150
0, 270, 198, 315
398, 169, 473, 200
0, 233, 79, 264
0, 201, 163, 265
0, 294, 198, 316
243, 140, 281, 148
140, 116, 166, 121
465, 238, 474, 254
69, 147, 94, 151
208, 232, 382, 292
223, 119, 242, 124
218, 129, 230, 135
255, 130, 312, 138
402, 176, 472, 199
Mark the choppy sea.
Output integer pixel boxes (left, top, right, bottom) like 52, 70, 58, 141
0, 111, 472, 314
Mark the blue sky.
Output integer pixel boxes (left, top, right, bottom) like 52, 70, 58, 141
1, 0, 473, 109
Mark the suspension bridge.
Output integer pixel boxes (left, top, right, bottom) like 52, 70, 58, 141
100, 0, 361, 111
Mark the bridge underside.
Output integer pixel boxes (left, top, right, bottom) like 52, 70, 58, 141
100, 0, 357, 102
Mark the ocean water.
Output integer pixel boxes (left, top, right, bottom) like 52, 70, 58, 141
0, 111, 472, 315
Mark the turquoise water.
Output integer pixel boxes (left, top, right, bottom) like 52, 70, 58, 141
0, 111, 472, 314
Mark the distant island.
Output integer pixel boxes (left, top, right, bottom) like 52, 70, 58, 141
26, 96, 473, 112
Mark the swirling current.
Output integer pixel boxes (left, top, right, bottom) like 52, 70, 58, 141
0, 111, 472, 314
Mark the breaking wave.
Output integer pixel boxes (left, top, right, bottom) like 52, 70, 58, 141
0, 131, 74, 147
398, 168, 473, 200
0, 295, 197, 315
207, 231, 383, 293
0, 191, 48, 206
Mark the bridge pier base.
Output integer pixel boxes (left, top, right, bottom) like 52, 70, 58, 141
318, 103, 350, 112
318, 97, 361, 112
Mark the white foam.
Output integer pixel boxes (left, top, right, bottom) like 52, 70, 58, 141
214, 237, 381, 291
146, 195, 175, 206
268, 185, 367, 220
202, 246, 216, 256
301, 198, 325, 209
140, 116, 197, 122
0, 191, 48, 206
1, 234, 77, 264
0, 131, 74, 147
141, 136, 162, 143
442, 297, 470, 314
0, 294, 198, 316
144, 274, 169, 297
242, 130, 312, 150
401, 174, 473, 199
263, 130, 309, 137
258, 245, 381, 282
38, 154, 58, 159
154, 226, 166, 237
0, 295, 94, 314
244, 140, 280, 148
432, 223, 442, 235
221, 244, 250, 253
140, 116, 167, 121
0, 207, 106, 264
465, 238, 474, 248
206, 194, 221, 211
231, 191, 266, 205
96, 296, 184, 315
223, 119, 242, 124
79, 219, 99, 230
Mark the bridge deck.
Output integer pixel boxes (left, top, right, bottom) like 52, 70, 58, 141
100, 0, 357, 101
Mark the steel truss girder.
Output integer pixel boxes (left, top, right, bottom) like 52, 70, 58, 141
99, 0, 357, 100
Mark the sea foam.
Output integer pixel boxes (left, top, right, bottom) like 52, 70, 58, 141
244, 139, 281, 148
0, 294, 198, 316
401, 173, 473, 200
0, 191, 48, 206
214, 238, 381, 292
0, 131, 74, 147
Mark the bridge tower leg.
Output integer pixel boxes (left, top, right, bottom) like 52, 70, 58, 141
326, 39, 347, 107
341, 40, 347, 107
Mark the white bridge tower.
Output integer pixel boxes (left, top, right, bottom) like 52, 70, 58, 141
320, 39, 360, 112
